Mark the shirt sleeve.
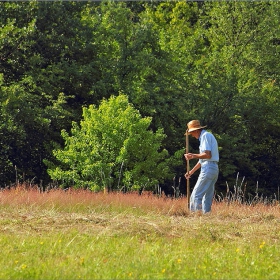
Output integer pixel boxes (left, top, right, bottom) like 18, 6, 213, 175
200, 132, 213, 152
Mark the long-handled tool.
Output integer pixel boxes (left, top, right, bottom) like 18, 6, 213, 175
186, 130, 190, 209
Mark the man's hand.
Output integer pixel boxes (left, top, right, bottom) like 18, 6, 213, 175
184, 153, 195, 160
185, 172, 191, 179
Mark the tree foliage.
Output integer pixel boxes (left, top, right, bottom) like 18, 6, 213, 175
1, 1, 280, 196
47, 94, 168, 191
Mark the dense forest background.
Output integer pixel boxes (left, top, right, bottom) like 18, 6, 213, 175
1, 1, 280, 198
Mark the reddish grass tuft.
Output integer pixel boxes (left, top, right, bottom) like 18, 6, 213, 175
1, 184, 280, 219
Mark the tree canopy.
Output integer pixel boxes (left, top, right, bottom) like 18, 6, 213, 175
1, 1, 280, 196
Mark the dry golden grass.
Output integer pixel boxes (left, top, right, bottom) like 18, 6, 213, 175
1, 184, 280, 217
1, 184, 280, 242
0, 185, 279, 212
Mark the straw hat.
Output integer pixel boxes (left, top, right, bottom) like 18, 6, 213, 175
186, 120, 207, 134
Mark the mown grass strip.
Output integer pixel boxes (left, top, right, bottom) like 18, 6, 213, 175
0, 187, 280, 279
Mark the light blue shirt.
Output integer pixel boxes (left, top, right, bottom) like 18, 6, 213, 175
199, 130, 219, 163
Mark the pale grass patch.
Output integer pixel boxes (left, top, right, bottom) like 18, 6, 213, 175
212, 200, 280, 220
1, 184, 280, 242
0, 185, 190, 238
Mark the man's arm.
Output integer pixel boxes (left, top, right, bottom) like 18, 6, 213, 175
184, 150, 211, 160
184, 150, 211, 179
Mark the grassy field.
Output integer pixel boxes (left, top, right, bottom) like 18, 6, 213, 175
1, 185, 280, 279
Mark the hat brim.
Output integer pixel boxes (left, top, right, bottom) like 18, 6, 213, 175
185, 126, 207, 135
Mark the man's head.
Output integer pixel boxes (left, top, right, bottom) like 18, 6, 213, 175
186, 120, 206, 139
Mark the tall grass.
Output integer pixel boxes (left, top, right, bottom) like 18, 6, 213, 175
215, 172, 279, 206
1, 184, 280, 279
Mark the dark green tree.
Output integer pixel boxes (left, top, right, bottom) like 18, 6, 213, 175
0, 1, 96, 184
195, 1, 280, 193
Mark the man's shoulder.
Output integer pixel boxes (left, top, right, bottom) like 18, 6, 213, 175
201, 130, 216, 140
201, 130, 212, 137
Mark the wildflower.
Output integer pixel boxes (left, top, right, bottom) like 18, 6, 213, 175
177, 259, 182, 263
162, 269, 166, 273
259, 241, 265, 249
236, 248, 240, 253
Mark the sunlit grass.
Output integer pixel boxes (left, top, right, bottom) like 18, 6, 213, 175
1, 185, 280, 279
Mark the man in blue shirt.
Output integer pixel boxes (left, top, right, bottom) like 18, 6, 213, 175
184, 120, 219, 213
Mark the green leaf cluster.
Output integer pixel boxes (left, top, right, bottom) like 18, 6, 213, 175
47, 95, 168, 190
